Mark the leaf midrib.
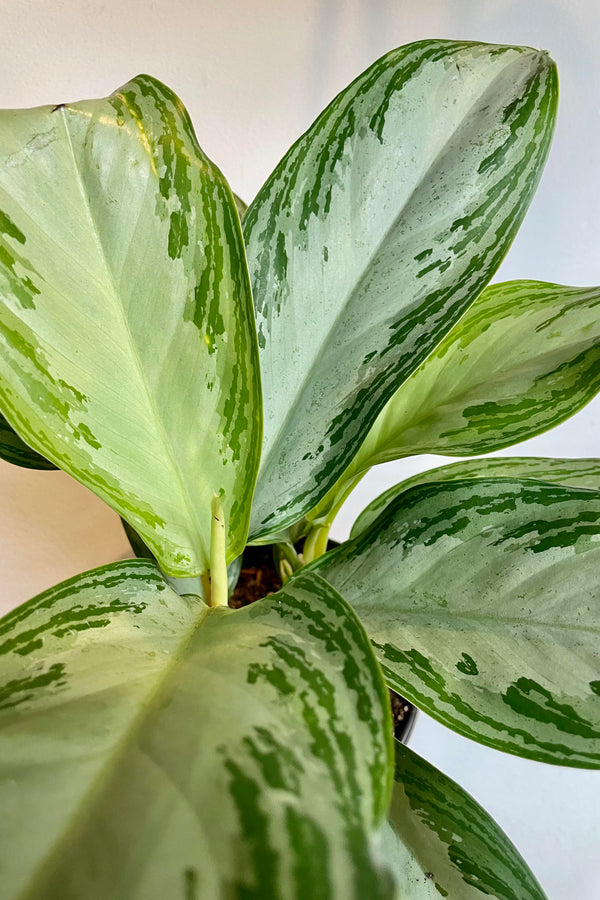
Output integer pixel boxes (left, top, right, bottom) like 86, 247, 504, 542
369, 321, 600, 463
258, 49, 542, 485
367, 603, 600, 636
58, 106, 205, 568
24, 590, 215, 899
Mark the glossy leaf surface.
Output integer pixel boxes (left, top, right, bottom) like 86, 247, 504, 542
0, 76, 261, 576
381, 741, 546, 899
312, 478, 600, 766
0, 411, 55, 469
245, 39, 557, 540
0, 562, 393, 899
349, 280, 600, 474
352, 456, 600, 537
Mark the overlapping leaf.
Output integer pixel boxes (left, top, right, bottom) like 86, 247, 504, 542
120, 516, 243, 598
347, 280, 600, 476
311, 478, 600, 766
352, 456, 600, 537
0, 76, 261, 577
380, 741, 546, 899
0, 562, 393, 899
0, 411, 55, 469
245, 39, 557, 540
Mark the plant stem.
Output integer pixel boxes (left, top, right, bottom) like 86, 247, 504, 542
307, 470, 367, 528
208, 493, 229, 608
303, 523, 330, 564
279, 559, 294, 583
200, 571, 212, 606
274, 541, 302, 583
303, 471, 368, 564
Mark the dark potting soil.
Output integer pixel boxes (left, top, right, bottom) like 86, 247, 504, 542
228, 544, 416, 743
229, 544, 283, 608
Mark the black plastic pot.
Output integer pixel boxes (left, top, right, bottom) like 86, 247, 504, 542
389, 689, 418, 744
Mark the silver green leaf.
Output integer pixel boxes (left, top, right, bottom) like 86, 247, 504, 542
0, 411, 56, 469
245, 39, 557, 541
352, 456, 600, 538
380, 741, 546, 900
311, 478, 600, 767
0, 75, 261, 577
347, 280, 600, 476
0, 562, 394, 899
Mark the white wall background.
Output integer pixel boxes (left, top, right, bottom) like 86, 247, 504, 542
0, 1, 599, 897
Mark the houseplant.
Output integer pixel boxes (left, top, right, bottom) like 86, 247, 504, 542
0, 36, 599, 897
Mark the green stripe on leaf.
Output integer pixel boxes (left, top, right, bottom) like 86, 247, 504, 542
0, 75, 261, 577
352, 456, 600, 538
347, 280, 600, 478
312, 477, 600, 767
0, 564, 394, 898
246, 40, 557, 541
381, 741, 546, 899
0, 411, 56, 469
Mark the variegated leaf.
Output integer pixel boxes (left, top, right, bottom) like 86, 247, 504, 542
0, 76, 261, 577
352, 456, 600, 537
0, 562, 393, 899
120, 516, 157, 561
245, 39, 557, 541
380, 741, 546, 899
233, 192, 248, 219
120, 516, 243, 598
311, 478, 600, 766
347, 280, 600, 477
0, 411, 55, 469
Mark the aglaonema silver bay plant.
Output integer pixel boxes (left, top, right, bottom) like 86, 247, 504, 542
0, 38, 598, 899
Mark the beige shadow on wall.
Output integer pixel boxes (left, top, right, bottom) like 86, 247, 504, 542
0, 461, 132, 614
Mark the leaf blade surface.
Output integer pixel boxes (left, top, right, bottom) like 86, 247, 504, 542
0, 411, 56, 469
349, 280, 600, 474
312, 478, 600, 766
245, 40, 557, 539
0, 76, 261, 576
0, 562, 393, 899
381, 741, 546, 900
352, 456, 600, 537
